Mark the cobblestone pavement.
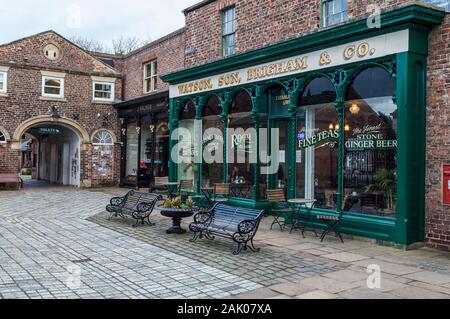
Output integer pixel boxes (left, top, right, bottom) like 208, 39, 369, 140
0, 187, 449, 299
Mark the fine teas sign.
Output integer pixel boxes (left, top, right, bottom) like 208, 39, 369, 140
171, 30, 409, 98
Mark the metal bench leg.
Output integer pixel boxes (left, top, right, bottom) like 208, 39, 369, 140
270, 216, 284, 231
190, 232, 201, 242
233, 243, 244, 255
132, 218, 146, 228
146, 216, 155, 226
248, 239, 260, 253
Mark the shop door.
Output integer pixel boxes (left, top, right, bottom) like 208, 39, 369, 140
269, 120, 289, 190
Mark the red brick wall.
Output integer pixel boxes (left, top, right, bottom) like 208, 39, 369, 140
0, 31, 122, 187
426, 14, 450, 251
122, 29, 185, 100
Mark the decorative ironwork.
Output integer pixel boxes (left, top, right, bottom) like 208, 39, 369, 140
106, 191, 162, 228
189, 203, 264, 255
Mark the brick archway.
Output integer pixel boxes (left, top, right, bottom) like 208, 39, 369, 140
11, 115, 91, 150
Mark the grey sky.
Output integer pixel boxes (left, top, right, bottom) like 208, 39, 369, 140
0, 0, 199, 47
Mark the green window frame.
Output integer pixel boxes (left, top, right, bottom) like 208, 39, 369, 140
222, 6, 236, 57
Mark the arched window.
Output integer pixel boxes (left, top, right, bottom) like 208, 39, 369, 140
92, 130, 114, 145
228, 90, 254, 199
202, 95, 224, 187
0, 130, 6, 143
297, 76, 338, 209
344, 66, 397, 217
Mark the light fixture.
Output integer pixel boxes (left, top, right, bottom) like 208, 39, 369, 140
350, 103, 360, 114
334, 124, 340, 131
329, 123, 334, 130
344, 124, 351, 132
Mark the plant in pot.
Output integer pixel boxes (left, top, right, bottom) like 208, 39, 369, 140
364, 169, 397, 211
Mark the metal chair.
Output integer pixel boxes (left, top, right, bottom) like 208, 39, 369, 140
213, 183, 230, 203
316, 194, 348, 243
267, 189, 292, 231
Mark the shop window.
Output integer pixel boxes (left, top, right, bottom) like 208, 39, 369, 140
42, 76, 64, 98
92, 130, 114, 145
144, 60, 158, 93
344, 66, 397, 218
228, 90, 254, 199
0, 71, 7, 93
178, 101, 197, 191
93, 82, 114, 101
202, 95, 224, 187
322, 0, 348, 27
422, 0, 450, 12
222, 6, 236, 57
125, 122, 139, 180
140, 118, 170, 185
297, 77, 338, 209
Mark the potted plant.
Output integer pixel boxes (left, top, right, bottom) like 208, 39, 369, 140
158, 197, 197, 234
364, 169, 397, 211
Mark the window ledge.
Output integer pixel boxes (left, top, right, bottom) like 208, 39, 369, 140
39, 96, 67, 102
0, 92, 8, 97
92, 100, 114, 105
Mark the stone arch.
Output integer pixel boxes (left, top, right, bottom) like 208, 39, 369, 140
11, 115, 91, 150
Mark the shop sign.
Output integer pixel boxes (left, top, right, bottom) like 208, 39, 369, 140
170, 30, 409, 98
38, 128, 60, 135
298, 130, 338, 149
345, 136, 397, 151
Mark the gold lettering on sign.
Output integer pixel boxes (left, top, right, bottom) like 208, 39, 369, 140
178, 79, 213, 95
343, 45, 355, 60
343, 42, 376, 61
357, 43, 370, 58
218, 73, 241, 87
319, 51, 331, 66
247, 57, 308, 81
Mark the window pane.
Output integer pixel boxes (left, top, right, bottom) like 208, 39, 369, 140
95, 83, 111, 92
344, 67, 397, 218
95, 91, 111, 99
0, 82, 3, 91
45, 79, 61, 87
44, 86, 61, 95
153, 61, 157, 75
0, 73, 4, 82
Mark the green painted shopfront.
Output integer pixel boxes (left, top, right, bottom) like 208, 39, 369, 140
161, 5, 445, 248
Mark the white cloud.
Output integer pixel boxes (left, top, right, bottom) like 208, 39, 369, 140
0, 0, 199, 46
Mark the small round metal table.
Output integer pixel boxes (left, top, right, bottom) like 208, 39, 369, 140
288, 199, 317, 238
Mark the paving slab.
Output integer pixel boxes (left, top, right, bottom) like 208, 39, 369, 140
390, 286, 450, 299
322, 252, 369, 263
323, 269, 370, 283
296, 290, 338, 299
268, 282, 313, 296
352, 259, 421, 276
298, 276, 359, 294
339, 287, 400, 299
402, 271, 450, 285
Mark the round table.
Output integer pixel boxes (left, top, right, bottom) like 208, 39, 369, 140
288, 199, 317, 238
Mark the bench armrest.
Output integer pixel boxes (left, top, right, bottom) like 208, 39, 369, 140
110, 196, 124, 206
238, 219, 258, 234
193, 211, 211, 224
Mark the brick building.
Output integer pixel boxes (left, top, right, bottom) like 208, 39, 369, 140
0, 31, 123, 188
162, 1, 450, 251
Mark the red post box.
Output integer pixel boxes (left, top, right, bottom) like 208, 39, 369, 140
443, 165, 450, 205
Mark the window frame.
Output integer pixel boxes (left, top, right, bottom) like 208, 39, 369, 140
221, 6, 237, 57
92, 129, 114, 146
143, 60, 158, 93
42, 76, 64, 98
92, 81, 115, 102
321, 0, 348, 28
0, 71, 7, 94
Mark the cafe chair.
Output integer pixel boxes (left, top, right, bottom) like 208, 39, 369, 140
316, 194, 348, 243
213, 183, 230, 203
149, 176, 169, 195
177, 179, 204, 202
267, 189, 291, 231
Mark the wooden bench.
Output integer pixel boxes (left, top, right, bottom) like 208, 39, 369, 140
106, 191, 162, 228
0, 173, 23, 189
189, 203, 264, 255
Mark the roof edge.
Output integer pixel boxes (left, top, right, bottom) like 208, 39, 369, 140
182, 0, 216, 15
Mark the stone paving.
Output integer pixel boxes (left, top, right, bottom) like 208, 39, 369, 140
0, 186, 449, 299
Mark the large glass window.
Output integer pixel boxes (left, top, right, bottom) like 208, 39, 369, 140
297, 77, 338, 209
202, 95, 224, 187
344, 67, 397, 217
222, 6, 236, 57
93, 82, 114, 101
322, 0, 348, 27
228, 90, 254, 199
178, 101, 197, 190
125, 122, 139, 180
